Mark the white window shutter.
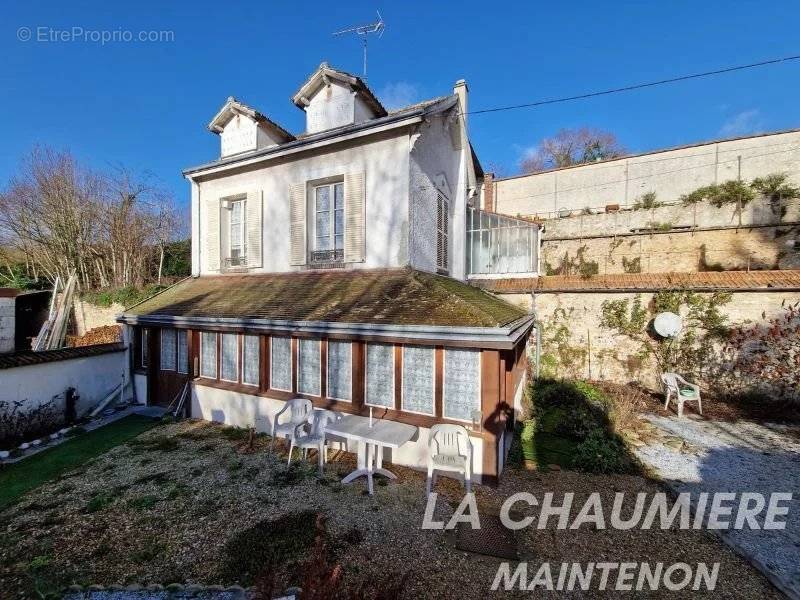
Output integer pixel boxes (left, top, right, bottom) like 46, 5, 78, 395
289, 182, 306, 266
205, 197, 220, 272
246, 189, 262, 268
344, 171, 366, 263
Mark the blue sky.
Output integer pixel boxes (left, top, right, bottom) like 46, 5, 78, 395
2, 0, 799, 210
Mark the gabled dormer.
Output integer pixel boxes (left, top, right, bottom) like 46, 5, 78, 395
208, 97, 295, 158
291, 62, 388, 135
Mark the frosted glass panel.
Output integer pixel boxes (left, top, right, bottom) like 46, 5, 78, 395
200, 332, 217, 378
327, 341, 351, 401
270, 336, 292, 391
221, 334, 238, 381
177, 330, 188, 374
444, 349, 480, 421
298, 338, 321, 396
243, 335, 260, 386
402, 345, 434, 415
365, 343, 394, 407
160, 329, 176, 371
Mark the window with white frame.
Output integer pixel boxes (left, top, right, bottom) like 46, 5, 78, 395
365, 343, 394, 408
160, 329, 177, 371
327, 340, 351, 401
270, 336, 292, 391
220, 333, 238, 382
312, 182, 344, 262
226, 197, 247, 267
200, 332, 218, 379
177, 330, 188, 374
443, 349, 480, 421
401, 345, 435, 415
436, 192, 449, 272
242, 335, 260, 386
298, 338, 321, 396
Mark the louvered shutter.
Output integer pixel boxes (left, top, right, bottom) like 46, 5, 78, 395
344, 171, 366, 263
246, 189, 262, 268
205, 196, 220, 272
436, 193, 449, 271
289, 183, 307, 266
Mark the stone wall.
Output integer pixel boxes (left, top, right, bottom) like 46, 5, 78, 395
542, 224, 800, 275
498, 289, 800, 390
483, 129, 800, 218
72, 299, 124, 336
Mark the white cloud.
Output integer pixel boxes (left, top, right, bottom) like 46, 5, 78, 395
719, 109, 764, 137
378, 81, 419, 111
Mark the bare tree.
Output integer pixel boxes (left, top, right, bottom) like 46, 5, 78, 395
0, 146, 182, 290
520, 128, 626, 174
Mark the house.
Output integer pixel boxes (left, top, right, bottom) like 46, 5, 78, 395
118, 63, 538, 483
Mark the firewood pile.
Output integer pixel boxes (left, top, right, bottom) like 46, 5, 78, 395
67, 325, 122, 348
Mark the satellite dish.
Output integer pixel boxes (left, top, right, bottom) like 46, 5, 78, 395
653, 312, 682, 338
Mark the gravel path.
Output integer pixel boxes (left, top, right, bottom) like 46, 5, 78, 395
634, 414, 800, 599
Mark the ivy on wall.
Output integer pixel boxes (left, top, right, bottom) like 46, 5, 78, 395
599, 290, 732, 382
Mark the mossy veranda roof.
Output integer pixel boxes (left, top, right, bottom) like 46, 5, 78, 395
124, 269, 527, 329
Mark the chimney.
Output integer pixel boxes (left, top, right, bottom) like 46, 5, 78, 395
454, 79, 468, 129
484, 172, 495, 212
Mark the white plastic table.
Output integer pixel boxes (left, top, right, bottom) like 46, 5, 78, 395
325, 414, 418, 495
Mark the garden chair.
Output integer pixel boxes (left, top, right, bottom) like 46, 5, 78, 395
661, 373, 702, 418
426, 424, 473, 496
270, 398, 313, 452
287, 409, 339, 475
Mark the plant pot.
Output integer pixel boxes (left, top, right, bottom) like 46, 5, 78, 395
19, 443, 30, 450
31, 439, 42, 446
0, 450, 10, 459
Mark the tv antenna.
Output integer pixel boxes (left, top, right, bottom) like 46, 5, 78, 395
332, 11, 385, 80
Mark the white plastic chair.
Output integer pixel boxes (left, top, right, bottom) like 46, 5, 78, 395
662, 373, 702, 418
288, 409, 338, 475
270, 398, 312, 452
426, 424, 473, 495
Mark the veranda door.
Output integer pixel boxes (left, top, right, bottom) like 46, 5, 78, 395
151, 328, 190, 407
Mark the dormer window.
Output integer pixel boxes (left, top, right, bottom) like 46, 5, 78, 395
312, 182, 345, 263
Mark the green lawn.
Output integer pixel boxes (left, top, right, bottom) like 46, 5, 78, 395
519, 407, 579, 470
0, 415, 158, 511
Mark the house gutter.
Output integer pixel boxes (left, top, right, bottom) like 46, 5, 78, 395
116, 314, 535, 350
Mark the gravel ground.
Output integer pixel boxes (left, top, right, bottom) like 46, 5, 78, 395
634, 414, 800, 599
0, 419, 785, 599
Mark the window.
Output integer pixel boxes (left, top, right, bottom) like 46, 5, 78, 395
312, 182, 344, 262
365, 343, 394, 408
436, 192, 449, 271
200, 332, 218, 379
443, 349, 480, 421
401, 345, 435, 415
220, 333, 238, 382
160, 329, 177, 371
138, 328, 149, 370
226, 197, 247, 267
327, 340, 351, 401
242, 335, 260, 386
298, 339, 321, 396
177, 330, 188, 374
270, 336, 292, 392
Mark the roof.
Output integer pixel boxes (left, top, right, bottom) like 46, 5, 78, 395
184, 95, 459, 176
123, 269, 526, 328
472, 270, 800, 293
0, 343, 125, 371
207, 96, 295, 143
494, 127, 800, 182
292, 62, 387, 118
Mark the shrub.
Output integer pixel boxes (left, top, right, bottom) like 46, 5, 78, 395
632, 191, 662, 210
750, 172, 800, 200
530, 380, 610, 440
572, 430, 629, 474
